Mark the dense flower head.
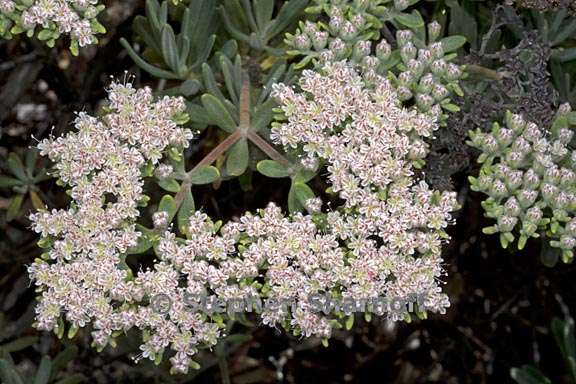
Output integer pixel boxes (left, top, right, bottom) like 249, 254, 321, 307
269, 59, 457, 314
29, 63, 457, 374
468, 105, 576, 262
0, 0, 105, 49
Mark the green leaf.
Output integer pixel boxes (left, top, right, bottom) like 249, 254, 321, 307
223, 333, 252, 344
32, 356, 51, 384
219, 55, 239, 104
6, 194, 24, 222
541, 242, 561, 267
345, 315, 354, 330
7, 153, 26, 181
510, 366, 551, 384
159, 195, 178, 222
551, 47, 576, 63
0, 336, 37, 352
178, 35, 191, 70
293, 168, 317, 183
120, 38, 179, 79
265, 0, 308, 40
252, 98, 275, 131
186, 102, 212, 125
441, 103, 461, 113
0, 176, 23, 188
191, 35, 217, 70
127, 225, 154, 254
220, 39, 239, 59
294, 182, 314, 206
0, 358, 25, 384
189, 165, 220, 184
393, 11, 424, 30
179, 79, 201, 97
186, 0, 219, 48
446, 0, 477, 49
226, 138, 249, 176
189, 360, 201, 370
257, 160, 289, 178
161, 25, 180, 73
133, 15, 161, 54
378, 50, 401, 72
552, 19, 576, 46
253, 0, 274, 31
201, 63, 227, 103
177, 185, 195, 234
50, 346, 78, 380
551, 316, 575, 365
25, 149, 38, 174
440, 35, 467, 52
288, 181, 314, 212
157, 178, 180, 193
145, 0, 161, 31
201, 94, 237, 133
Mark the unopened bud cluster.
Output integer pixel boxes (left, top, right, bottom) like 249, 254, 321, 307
392, 26, 464, 120
0, 0, 106, 52
285, 1, 382, 67
468, 105, 576, 262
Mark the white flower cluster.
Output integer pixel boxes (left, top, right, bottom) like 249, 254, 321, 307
270, 60, 457, 314
29, 62, 457, 374
0, 0, 104, 47
28, 83, 198, 371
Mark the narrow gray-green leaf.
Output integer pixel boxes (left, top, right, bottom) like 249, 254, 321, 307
257, 160, 289, 178
145, 0, 161, 31
226, 138, 249, 176
293, 182, 314, 207
32, 356, 51, 384
254, 0, 274, 31
0, 359, 24, 384
7, 153, 26, 181
158, 194, 178, 222
120, 39, 179, 79
179, 79, 201, 97
510, 366, 551, 384
219, 54, 239, 104
161, 25, 180, 73
157, 178, 180, 193
0, 176, 23, 188
201, 63, 227, 102
177, 186, 195, 234
201, 94, 237, 133
252, 98, 275, 131
6, 194, 24, 222
265, 0, 308, 41
440, 35, 467, 52
50, 346, 78, 380
393, 11, 424, 30
189, 165, 220, 185
0, 336, 37, 353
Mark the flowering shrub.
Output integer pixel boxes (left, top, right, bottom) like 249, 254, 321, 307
28, 58, 457, 373
468, 104, 576, 263
3, 0, 576, 382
